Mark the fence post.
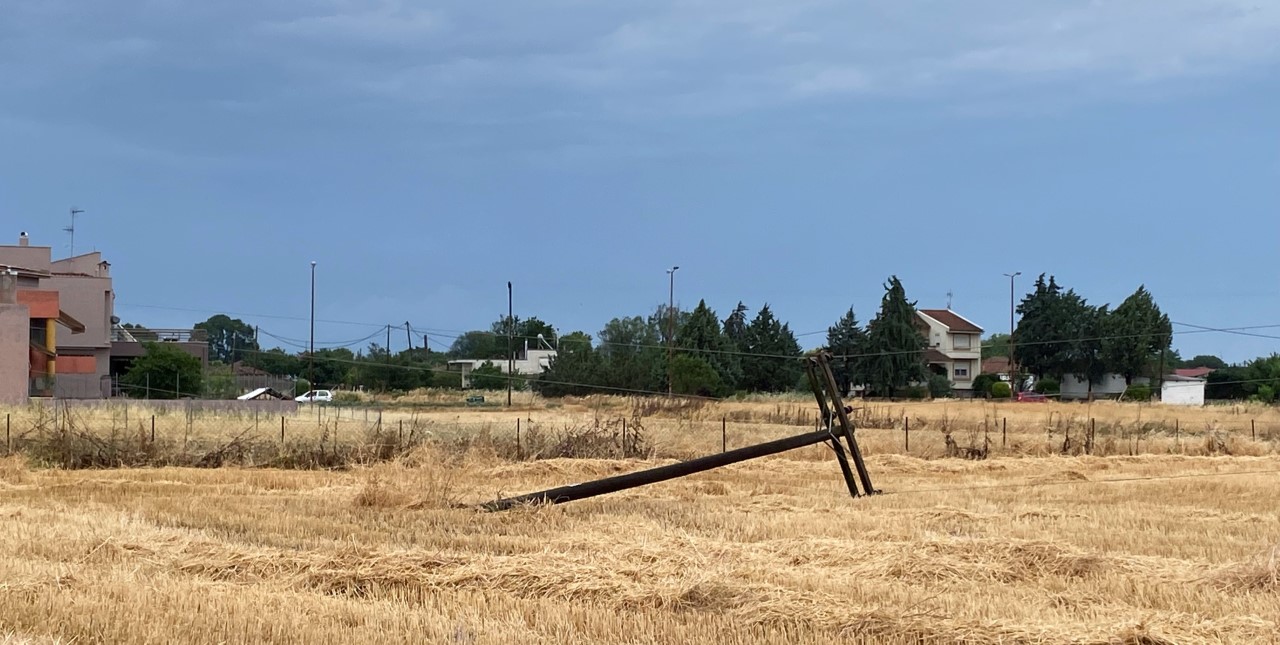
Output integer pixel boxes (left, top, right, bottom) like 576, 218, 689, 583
1089, 418, 1096, 455
1002, 417, 1007, 449
281, 416, 286, 443
5, 414, 9, 455
516, 418, 522, 461
398, 419, 403, 444
722, 416, 727, 453
1252, 419, 1256, 441
904, 417, 910, 452
150, 415, 155, 443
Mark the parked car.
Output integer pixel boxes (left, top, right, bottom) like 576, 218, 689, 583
295, 390, 333, 403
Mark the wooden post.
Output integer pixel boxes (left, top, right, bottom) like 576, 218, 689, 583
904, 417, 910, 452
398, 420, 403, 444
281, 416, 286, 443
516, 418, 522, 461
150, 416, 155, 443
1090, 418, 1096, 455
722, 416, 727, 453
1252, 419, 1256, 441
1002, 417, 1007, 449
1175, 419, 1179, 450
5, 413, 9, 455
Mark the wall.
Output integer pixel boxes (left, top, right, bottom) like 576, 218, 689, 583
0, 304, 30, 404
1162, 381, 1205, 406
45, 274, 112, 351
1061, 374, 1131, 399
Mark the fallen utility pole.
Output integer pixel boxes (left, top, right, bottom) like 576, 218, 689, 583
480, 352, 878, 511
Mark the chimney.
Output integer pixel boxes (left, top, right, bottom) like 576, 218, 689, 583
0, 269, 16, 304
18, 232, 29, 247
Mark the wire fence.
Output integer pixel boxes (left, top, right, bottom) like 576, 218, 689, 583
3, 398, 1280, 470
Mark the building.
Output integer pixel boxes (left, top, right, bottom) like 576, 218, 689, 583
447, 348, 557, 388
1161, 375, 1206, 406
1174, 367, 1216, 379
915, 309, 983, 395
1060, 374, 1132, 399
0, 232, 207, 401
981, 356, 1011, 380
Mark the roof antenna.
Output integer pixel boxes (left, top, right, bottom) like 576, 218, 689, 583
65, 207, 85, 256
946, 290, 954, 310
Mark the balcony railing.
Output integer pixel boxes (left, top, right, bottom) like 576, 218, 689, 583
112, 328, 208, 343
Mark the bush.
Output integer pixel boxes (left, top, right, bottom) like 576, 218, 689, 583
971, 374, 999, 398
120, 342, 204, 399
469, 361, 507, 390
1034, 378, 1060, 395
902, 385, 929, 400
990, 381, 1012, 399
927, 374, 952, 398
293, 379, 311, 397
1124, 384, 1152, 401
671, 355, 723, 397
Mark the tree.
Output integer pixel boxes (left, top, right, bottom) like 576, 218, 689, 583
739, 304, 803, 392
598, 316, 663, 392
678, 300, 741, 392
826, 307, 867, 395
1013, 275, 1074, 381
308, 348, 355, 388
722, 302, 750, 350
863, 276, 926, 397
491, 315, 558, 355
1186, 354, 1227, 370
982, 333, 1009, 359
1101, 286, 1172, 384
242, 347, 301, 377
671, 355, 722, 397
120, 342, 204, 399
194, 314, 259, 364
469, 361, 507, 390
448, 331, 504, 359
535, 331, 604, 397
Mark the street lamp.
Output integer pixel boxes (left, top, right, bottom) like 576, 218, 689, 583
309, 261, 317, 391
1002, 271, 1021, 390
666, 266, 679, 396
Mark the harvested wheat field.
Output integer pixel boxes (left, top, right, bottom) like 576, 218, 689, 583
2, 429, 1280, 644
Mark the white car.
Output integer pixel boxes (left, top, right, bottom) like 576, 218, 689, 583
295, 390, 333, 403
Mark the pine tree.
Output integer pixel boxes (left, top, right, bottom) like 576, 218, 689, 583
722, 302, 750, 351
678, 300, 741, 392
740, 304, 803, 392
863, 276, 926, 397
826, 307, 866, 395
1102, 286, 1172, 384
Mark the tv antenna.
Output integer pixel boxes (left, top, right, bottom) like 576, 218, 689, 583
65, 207, 85, 256
946, 290, 954, 309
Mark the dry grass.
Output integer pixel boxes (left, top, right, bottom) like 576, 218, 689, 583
2, 433, 1280, 643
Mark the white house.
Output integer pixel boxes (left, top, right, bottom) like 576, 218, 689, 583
1061, 374, 1132, 399
915, 309, 983, 396
1161, 374, 1206, 406
447, 348, 556, 388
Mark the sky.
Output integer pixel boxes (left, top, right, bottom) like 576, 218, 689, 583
2, 0, 1278, 362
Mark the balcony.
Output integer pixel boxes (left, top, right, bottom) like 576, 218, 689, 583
112, 327, 208, 343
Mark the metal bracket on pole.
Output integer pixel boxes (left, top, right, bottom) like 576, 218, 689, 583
479, 352, 877, 511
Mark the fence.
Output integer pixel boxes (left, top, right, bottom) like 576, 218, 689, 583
3, 400, 1279, 469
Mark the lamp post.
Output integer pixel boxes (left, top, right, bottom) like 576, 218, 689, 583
666, 266, 679, 396
309, 261, 317, 391
1002, 271, 1020, 390
507, 281, 514, 407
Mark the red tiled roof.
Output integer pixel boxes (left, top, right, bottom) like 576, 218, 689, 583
918, 309, 983, 333
982, 357, 1011, 374
1174, 367, 1215, 378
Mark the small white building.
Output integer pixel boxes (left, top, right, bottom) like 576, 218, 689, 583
1161, 374, 1206, 406
1061, 374, 1132, 399
447, 348, 556, 388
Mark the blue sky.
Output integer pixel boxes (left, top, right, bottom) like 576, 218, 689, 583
2, 1, 1278, 361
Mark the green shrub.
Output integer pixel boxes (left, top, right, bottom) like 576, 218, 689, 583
927, 374, 952, 398
902, 385, 929, 400
990, 381, 1012, 399
333, 391, 361, 404
1034, 378, 1061, 395
971, 374, 999, 398
293, 379, 311, 397
1124, 384, 1152, 401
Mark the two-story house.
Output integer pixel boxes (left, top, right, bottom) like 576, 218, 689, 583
915, 309, 983, 396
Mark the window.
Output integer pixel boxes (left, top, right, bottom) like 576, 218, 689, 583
954, 365, 970, 378
952, 334, 972, 350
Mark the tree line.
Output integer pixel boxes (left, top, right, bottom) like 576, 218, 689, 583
116, 276, 1280, 402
